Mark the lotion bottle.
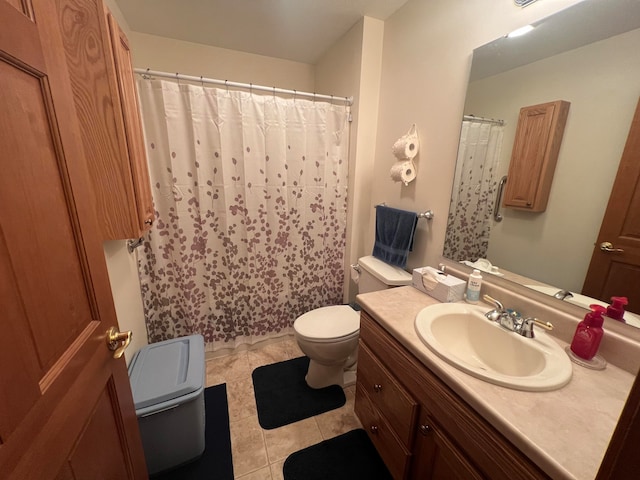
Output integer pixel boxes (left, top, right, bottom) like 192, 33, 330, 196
570, 304, 606, 360
465, 269, 482, 304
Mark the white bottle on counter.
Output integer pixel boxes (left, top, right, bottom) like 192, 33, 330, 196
466, 269, 482, 304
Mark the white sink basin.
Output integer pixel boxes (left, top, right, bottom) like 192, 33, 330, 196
415, 303, 572, 391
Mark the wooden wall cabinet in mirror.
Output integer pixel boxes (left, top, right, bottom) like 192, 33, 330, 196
55, 0, 154, 240
503, 100, 570, 212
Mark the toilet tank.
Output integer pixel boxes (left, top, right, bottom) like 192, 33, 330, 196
357, 255, 412, 294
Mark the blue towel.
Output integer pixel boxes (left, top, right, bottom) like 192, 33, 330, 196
372, 206, 418, 269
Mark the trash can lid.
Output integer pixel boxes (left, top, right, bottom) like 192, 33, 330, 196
128, 335, 205, 411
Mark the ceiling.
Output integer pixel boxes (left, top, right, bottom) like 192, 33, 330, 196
115, 0, 410, 64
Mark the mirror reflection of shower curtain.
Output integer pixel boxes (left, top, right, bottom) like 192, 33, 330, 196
443, 120, 504, 261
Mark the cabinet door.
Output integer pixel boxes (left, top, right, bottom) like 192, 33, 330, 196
411, 409, 484, 480
54, 0, 153, 239
355, 386, 412, 479
105, 10, 155, 235
503, 100, 570, 212
357, 342, 418, 446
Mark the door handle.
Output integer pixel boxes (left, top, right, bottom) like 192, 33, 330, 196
106, 327, 132, 359
600, 242, 624, 253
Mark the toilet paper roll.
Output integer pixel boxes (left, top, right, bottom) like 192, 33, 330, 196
390, 160, 417, 186
350, 264, 360, 283
391, 124, 419, 160
392, 136, 418, 159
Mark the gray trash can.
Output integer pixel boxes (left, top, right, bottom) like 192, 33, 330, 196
128, 334, 206, 475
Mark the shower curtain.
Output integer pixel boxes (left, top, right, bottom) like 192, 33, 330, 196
443, 120, 504, 261
135, 78, 350, 351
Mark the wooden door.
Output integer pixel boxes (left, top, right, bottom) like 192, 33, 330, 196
0, 1, 147, 478
582, 97, 640, 314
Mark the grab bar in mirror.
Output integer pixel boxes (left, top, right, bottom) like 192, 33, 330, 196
494, 176, 508, 222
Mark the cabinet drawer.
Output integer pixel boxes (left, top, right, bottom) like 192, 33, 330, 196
357, 341, 418, 447
355, 386, 411, 480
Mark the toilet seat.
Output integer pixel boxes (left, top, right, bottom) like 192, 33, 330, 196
294, 305, 360, 343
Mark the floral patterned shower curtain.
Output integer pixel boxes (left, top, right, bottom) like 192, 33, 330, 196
135, 78, 350, 352
443, 120, 504, 262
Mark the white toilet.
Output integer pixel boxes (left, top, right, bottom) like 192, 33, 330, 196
293, 255, 412, 389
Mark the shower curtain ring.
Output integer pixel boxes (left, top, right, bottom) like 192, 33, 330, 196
200, 75, 204, 87
294, 90, 296, 102
225, 80, 229, 94
250, 83, 253, 96
273, 86, 276, 99
175, 72, 180, 85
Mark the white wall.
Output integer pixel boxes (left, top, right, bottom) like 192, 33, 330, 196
128, 32, 315, 91
315, 17, 385, 302
371, 0, 581, 274
467, 28, 640, 291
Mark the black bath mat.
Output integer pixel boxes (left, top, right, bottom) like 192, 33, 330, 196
252, 356, 346, 429
283, 429, 392, 480
151, 384, 234, 480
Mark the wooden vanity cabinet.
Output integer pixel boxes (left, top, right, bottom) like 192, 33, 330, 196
502, 100, 570, 212
355, 310, 550, 480
54, 0, 154, 240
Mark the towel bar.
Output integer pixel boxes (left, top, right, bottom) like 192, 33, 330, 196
374, 203, 434, 220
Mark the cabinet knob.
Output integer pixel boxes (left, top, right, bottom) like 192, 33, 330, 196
373, 383, 383, 392
419, 424, 432, 435
144, 218, 153, 226
370, 425, 379, 435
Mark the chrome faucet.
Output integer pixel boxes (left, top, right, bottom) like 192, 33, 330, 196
553, 289, 574, 300
482, 294, 553, 338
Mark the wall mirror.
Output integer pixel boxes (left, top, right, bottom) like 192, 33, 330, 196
443, 0, 640, 328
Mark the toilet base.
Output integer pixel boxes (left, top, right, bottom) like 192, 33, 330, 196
305, 359, 357, 389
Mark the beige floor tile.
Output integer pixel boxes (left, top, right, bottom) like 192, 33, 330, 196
235, 465, 272, 480
230, 415, 269, 477
315, 385, 362, 439
281, 336, 305, 359
207, 351, 251, 386
263, 417, 323, 463
269, 459, 285, 480
219, 338, 363, 477
247, 341, 291, 370
227, 377, 258, 423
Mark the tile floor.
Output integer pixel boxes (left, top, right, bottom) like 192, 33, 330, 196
205, 335, 362, 480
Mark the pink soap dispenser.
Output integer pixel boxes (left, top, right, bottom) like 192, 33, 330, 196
606, 296, 628, 322
570, 305, 606, 360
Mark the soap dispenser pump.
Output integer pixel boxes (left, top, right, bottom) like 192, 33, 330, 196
606, 296, 628, 321
570, 304, 606, 361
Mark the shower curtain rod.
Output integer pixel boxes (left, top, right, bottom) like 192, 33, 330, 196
134, 68, 354, 106
463, 115, 504, 126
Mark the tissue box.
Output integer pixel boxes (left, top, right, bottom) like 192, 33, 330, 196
412, 267, 466, 303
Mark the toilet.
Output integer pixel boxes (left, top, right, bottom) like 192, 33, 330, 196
293, 255, 412, 389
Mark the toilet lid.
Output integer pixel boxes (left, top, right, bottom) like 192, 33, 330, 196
294, 305, 360, 340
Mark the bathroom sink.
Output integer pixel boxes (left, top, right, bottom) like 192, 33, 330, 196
414, 303, 572, 391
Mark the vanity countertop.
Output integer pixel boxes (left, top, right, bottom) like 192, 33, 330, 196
357, 286, 636, 480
